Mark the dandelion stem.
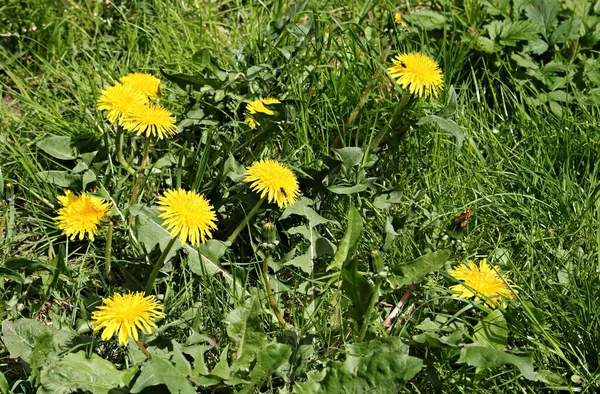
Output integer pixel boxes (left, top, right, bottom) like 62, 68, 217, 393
371, 90, 412, 149
263, 252, 288, 328
115, 127, 136, 176
135, 339, 151, 359
145, 237, 177, 295
358, 277, 382, 342
105, 221, 114, 284
227, 197, 265, 245
383, 283, 416, 332
335, 44, 392, 148
129, 138, 152, 204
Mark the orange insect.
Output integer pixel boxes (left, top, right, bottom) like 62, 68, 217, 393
453, 208, 474, 229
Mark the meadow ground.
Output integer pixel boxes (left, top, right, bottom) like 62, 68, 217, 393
1, 0, 600, 393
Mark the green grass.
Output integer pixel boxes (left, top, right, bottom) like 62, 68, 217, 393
2, 0, 600, 392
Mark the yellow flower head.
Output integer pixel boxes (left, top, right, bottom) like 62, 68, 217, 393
120, 72, 161, 99
157, 189, 218, 246
387, 52, 444, 98
121, 103, 177, 140
448, 259, 516, 308
97, 83, 148, 124
244, 117, 259, 129
56, 191, 111, 241
244, 159, 300, 208
91, 292, 165, 346
246, 98, 281, 115
394, 12, 409, 28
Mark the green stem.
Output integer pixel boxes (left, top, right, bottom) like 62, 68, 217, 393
129, 138, 152, 204
145, 237, 177, 295
115, 128, 136, 176
358, 277, 382, 342
227, 197, 265, 245
263, 252, 288, 328
105, 221, 114, 284
371, 90, 412, 149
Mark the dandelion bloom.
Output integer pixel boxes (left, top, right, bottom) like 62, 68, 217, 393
246, 98, 281, 115
157, 189, 217, 246
97, 83, 148, 124
91, 292, 165, 346
56, 191, 111, 241
120, 72, 161, 99
394, 12, 408, 28
387, 52, 444, 98
244, 159, 300, 208
244, 117, 259, 129
448, 259, 516, 308
121, 103, 177, 139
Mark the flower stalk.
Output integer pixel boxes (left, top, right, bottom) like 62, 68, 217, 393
105, 221, 114, 284
227, 197, 265, 245
263, 252, 288, 328
145, 237, 177, 295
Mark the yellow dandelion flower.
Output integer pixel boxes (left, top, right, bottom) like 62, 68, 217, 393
56, 191, 111, 241
246, 98, 281, 115
387, 52, 444, 98
394, 12, 409, 28
91, 292, 165, 346
244, 159, 300, 208
120, 72, 161, 99
97, 83, 148, 124
448, 259, 516, 308
121, 103, 177, 139
244, 117, 258, 129
157, 189, 218, 246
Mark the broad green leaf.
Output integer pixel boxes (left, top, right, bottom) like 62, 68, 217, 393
130, 356, 195, 394
525, 0, 559, 37
1, 319, 70, 362
457, 346, 536, 381
404, 10, 445, 30
284, 252, 312, 273
473, 310, 508, 350
523, 38, 548, 55
238, 342, 292, 394
36, 170, 79, 187
373, 191, 402, 210
327, 182, 370, 195
436, 86, 458, 118
476, 37, 499, 53
536, 369, 567, 385
332, 147, 364, 168
224, 295, 267, 371
82, 170, 96, 189
280, 197, 330, 228
417, 115, 464, 153
160, 68, 221, 90
341, 257, 373, 324
129, 205, 244, 294
39, 351, 128, 394
499, 20, 540, 46
210, 346, 232, 380
295, 337, 422, 394
551, 18, 583, 44
172, 340, 192, 376
0, 371, 7, 394
36, 136, 76, 160
327, 205, 362, 271
511, 53, 539, 69
547, 90, 569, 102
390, 250, 450, 287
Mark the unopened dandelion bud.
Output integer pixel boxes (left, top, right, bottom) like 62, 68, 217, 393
370, 249, 385, 274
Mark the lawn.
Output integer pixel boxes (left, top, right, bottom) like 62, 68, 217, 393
1, 0, 600, 392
